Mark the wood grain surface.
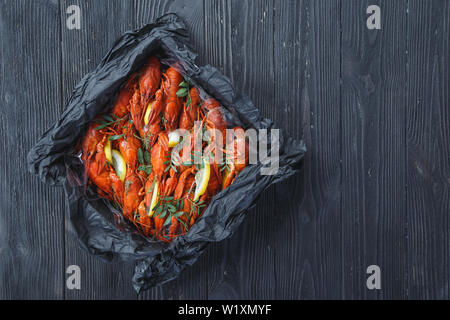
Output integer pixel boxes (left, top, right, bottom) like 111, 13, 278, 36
341, 0, 408, 300
0, 0, 65, 299
1, 0, 449, 299
407, 0, 450, 299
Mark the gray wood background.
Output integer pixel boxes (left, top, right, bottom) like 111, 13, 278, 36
1, 0, 449, 299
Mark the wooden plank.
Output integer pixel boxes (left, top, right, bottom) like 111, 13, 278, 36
272, 0, 342, 299
203, 0, 277, 299
134, 0, 208, 300
135, 0, 206, 63
407, 0, 450, 299
0, 0, 64, 299
60, 0, 137, 299
341, 0, 408, 299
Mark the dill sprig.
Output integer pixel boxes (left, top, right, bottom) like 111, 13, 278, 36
94, 114, 127, 130
137, 147, 152, 174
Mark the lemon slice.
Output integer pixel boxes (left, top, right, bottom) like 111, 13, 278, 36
194, 159, 210, 201
168, 130, 181, 148
144, 101, 154, 125
111, 149, 126, 182
104, 140, 112, 163
148, 181, 159, 217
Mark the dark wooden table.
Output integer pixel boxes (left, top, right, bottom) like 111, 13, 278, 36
1, 0, 449, 300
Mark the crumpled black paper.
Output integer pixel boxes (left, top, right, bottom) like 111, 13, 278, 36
27, 13, 306, 293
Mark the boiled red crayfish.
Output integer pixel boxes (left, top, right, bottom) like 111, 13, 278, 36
81, 56, 248, 242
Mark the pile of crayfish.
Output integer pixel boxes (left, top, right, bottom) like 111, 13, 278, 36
80, 57, 248, 242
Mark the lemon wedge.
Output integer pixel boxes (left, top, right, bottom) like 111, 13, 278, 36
148, 181, 159, 217
144, 101, 154, 125
194, 159, 210, 201
104, 140, 112, 163
111, 149, 126, 182
168, 130, 181, 148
